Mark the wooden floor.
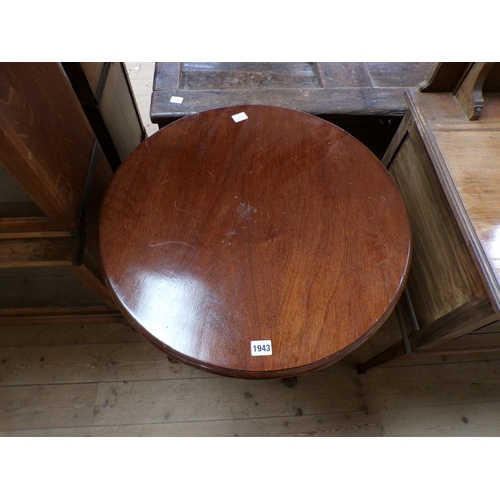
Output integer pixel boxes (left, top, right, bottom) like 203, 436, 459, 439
2, 312, 500, 436
1, 63, 500, 437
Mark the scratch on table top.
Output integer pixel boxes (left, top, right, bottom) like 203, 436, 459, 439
148, 241, 195, 248
174, 201, 201, 238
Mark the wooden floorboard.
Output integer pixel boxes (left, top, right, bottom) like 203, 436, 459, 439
91, 371, 366, 427
360, 361, 500, 411
379, 401, 500, 437
0, 342, 214, 386
0, 323, 141, 347
1, 411, 382, 437
0, 383, 97, 432
2, 320, 500, 436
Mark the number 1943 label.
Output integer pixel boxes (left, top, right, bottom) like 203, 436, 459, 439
251, 340, 272, 356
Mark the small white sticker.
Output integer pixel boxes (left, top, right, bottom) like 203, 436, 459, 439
232, 112, 248, 123
251, 340, 272, 356
170, 96, 184, 104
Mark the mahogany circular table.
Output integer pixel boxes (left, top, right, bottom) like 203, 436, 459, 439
99, 105, 411, 379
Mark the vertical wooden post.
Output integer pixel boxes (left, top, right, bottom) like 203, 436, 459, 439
454, 62, 494, 120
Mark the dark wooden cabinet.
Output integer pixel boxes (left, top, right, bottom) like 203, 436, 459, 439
0, 62, 145, 325
150, 62, 435, 159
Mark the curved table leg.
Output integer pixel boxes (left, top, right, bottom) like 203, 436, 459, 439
282, 376, 298, 388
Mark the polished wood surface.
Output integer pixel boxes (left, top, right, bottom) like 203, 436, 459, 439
388, 122, 486, 328
0, 63, 96, 227
358, 85, 500, 371
418, 62, 473, 93
100, 105, 411, 378
0, 62, 148, 325
454, 62, 494, 120
407, 89, 500, 315
419, 62, 499, 119
0, 236, 78, 268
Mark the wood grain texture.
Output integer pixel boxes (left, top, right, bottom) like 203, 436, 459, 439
388, 124, 486, 327
407, 298, 496, 352
0, 63, 96, 226
365, 62, 435, 87
2, 65, 500, 437
0, 411, 383, 437
99, 62, 145, 161
360, 359, 500, 410
100, 105, 411, 378
0, 218, 71, 235
0, 383, 97, 431
151, 62, 435, 160
151, 87, 420, 124
0, 63, 119, 324
71, 264, 117, 308
151, 63, 436, 126
0, 341, 209, 386
0, 334, 373, 386
0, 306, 122, 327
0, 322, 137, 347
454, 62, 494, 120
76, 143, 114, 295
368, 327, 500, 367
315, 62, 373, 88
179, 62, 319, 89
125, 62, 159, 137
407, 89, 500, 315
80, 62, 106, 95
0, 236, 79, 268
91, 371, 367, 426
63, 62, 146, 170
0, 313, 383, 350
4, 346, 500, 434
440, 332, 500, 352
474, 320, 500, 334
360, 88, 500, 371
0, 166, 44, 217
0, 268, 105, 309
379, 401, 500, 437
3, 316, 500, 436
418, 62, 472, 92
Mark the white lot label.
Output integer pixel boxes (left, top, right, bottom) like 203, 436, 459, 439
251, 340, 272, 356
232, 112, 248, 123
170, 96, 184, 104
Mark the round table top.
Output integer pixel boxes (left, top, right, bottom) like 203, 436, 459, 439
99, 105, 411, 378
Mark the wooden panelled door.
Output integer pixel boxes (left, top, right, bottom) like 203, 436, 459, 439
0, 63, 144, 325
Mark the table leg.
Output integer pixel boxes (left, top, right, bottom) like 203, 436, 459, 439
282, 376, 298, 388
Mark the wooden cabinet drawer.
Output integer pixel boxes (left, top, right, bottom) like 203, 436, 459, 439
387, 120, 490, 349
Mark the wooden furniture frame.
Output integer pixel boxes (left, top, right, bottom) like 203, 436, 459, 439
150, 62, 436, 159
99, 104, 411, 378
358, 63, 500, 371
0, 63, 145, 326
